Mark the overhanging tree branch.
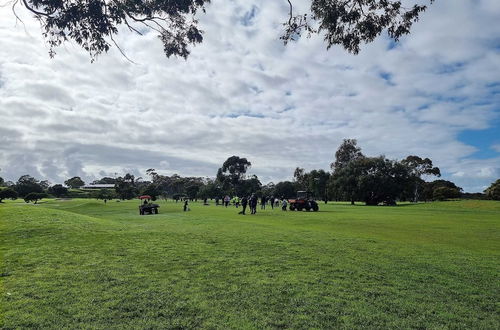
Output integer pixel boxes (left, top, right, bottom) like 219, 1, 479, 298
6, 0, 434, 61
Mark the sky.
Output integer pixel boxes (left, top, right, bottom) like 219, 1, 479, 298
0, 0, 499, 192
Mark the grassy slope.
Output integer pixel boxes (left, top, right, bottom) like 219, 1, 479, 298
1, 199, 499, 329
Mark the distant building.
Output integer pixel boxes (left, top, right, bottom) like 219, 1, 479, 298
82, 184, 115, 189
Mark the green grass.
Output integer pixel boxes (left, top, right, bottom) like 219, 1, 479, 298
1, 199, 499, 329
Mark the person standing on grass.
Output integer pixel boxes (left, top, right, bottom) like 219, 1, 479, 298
282, 199, 287, 211
250, 194, 258, 214
224, 195, 230, 207
239, 196, 248, 215
260, 196, 266, 210
269, 196, 274, 210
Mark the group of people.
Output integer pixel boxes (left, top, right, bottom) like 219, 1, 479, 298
213, 195, 288, 215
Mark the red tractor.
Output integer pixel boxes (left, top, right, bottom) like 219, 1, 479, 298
288, 191, 319, 212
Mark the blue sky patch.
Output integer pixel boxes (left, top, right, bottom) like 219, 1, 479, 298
458, 121, 500, 159
379, 71, 395, 86
241, 6, 258, 26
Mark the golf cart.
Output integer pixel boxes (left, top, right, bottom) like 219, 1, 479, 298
138, 195, 160, 215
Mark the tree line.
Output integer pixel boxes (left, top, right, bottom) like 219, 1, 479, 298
1, 139, 499, 204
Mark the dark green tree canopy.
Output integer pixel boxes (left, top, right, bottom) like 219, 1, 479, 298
274, 181, 296, 199
401, 155, 440, 202
48, 184, 69, 197
216, 156, 252, 194
284, 0, 434, 54
237, 175, 262, 197
402, 155, 441, 178
484, 179, 500, 200
141, 183, 160, 200
24, 192, 48, 204
185, 184, 201, 200
114, 173, 138, 199
92, 177, 117, 184
13, 0, 433, 60
64, 176, 85, 189
331, 138, 364, 172
331, 156, 411, 205
432, 186, 460, 201
293, 167, 308, 190
0, 188, 18, 202
14, 175, 44, 197
14, 0, 208, 60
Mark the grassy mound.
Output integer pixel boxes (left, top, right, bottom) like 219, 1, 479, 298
1, 200, 499, 328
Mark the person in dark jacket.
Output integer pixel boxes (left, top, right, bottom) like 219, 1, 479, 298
260, 196, 266, 210
250, 194, 258, 214
239, 196, 248, 215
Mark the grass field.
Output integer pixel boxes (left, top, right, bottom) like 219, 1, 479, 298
1, 199, 499, 329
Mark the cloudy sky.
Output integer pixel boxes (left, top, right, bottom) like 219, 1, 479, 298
0, 0, 499, 192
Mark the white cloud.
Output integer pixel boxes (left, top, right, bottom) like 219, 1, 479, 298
0, 0, 499, 192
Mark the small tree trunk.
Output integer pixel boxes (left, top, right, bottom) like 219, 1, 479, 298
413, 183, 419, 203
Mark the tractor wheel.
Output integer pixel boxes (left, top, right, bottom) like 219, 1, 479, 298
290, 204, 295, 211
297, 205, 303, 211
154, 208, 158, 214
312, 204, 319, 212
305, 206, 311, 211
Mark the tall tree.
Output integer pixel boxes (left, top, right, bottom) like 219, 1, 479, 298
331, 156, 410, 205
331, 139, 364, 172
308, 169, 330, 203
64, 176, 85, 189
185, 184, 201, 200
14, 175, 44, 197
402, 155, 441, 203
293, 167, 309, 190
12, 0, 433, 60
261, 182, 276, 197
238, 175, 262, 197
92, 177, 117, 184
216, 156, 252, 195
114, 173, 138, 200
421, 179, 462, 202
274, 181, 297, 199
484, 179, 500, 200
141, 183, 160, 200
48, 184, 68, 197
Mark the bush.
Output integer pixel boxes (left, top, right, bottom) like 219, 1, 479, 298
24, 192, 48, 204
0, 188, 18, 202
433, 187, 461, 201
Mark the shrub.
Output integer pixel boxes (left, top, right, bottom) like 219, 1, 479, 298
433, 187, 461, 201
0, 188, 18, 202
24, 192, 48, 204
